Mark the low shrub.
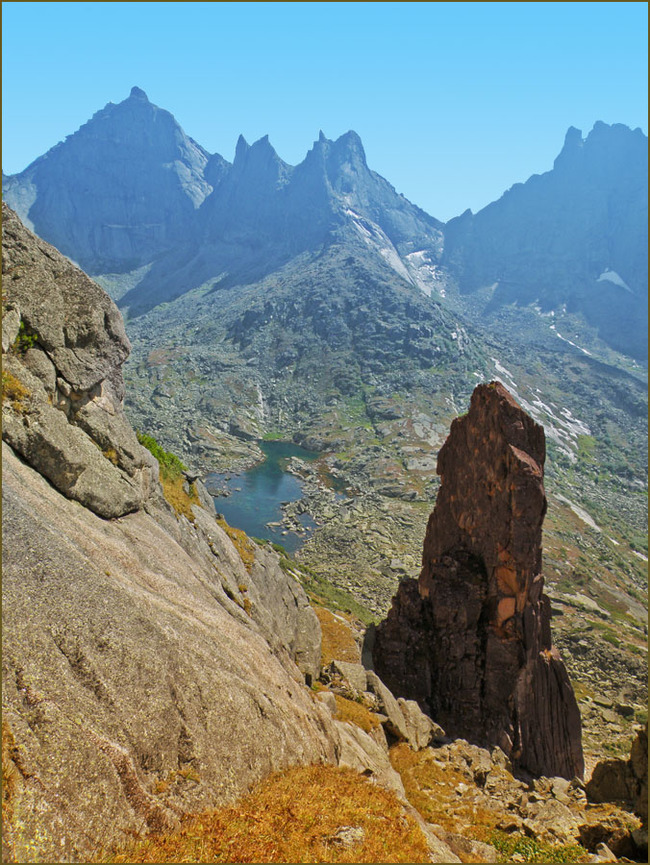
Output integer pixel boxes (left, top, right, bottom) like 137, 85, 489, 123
2, 370, 31, 413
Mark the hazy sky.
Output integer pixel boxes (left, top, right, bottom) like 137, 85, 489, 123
2, 1, 647, 221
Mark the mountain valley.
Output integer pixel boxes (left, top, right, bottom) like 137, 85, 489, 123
2, 86, 648, 862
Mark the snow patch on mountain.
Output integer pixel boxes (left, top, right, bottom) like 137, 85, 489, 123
490, 358, 591, 463
345, 210, 414, 284
549, 324, 592, 356
597, 269, 633, 293
555, 494, 601, 532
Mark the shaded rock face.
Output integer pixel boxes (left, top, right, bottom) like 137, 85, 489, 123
2, 87, 212, 274
2, 202, 158, 518
374, 382, 584, 780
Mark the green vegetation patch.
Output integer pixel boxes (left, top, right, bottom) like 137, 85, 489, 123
136, 431, 187, 478
12, 320, 39, 354
136, 431, 198, 520
488, 831, 589, 863
268, 542, 376, 625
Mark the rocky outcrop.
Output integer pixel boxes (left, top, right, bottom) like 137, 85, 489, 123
373, 381, 584, 780
586, 724, 648, 832
321, 659, 445, 751
2, 202, 158, 517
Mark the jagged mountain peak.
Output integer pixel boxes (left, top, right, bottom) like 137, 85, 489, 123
234, 133, 250, 162
307, 129, 368, 167
231, 132, 290, 185
128, 85, 149, 101
333, 129, 366, 157
3, 89, 215, 274
443, 120, 648, 359
554, 120, 648, 171
556, 124, 584, 157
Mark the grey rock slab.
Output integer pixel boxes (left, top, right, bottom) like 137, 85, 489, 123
2, 384, 144, 519
317, 691, 338, 716
2, 442, 338, 862
2, 203, 131, 394
365, 670, 410, 742
427, 824, 499, 863
334, 720, 406, 799
397, 697, 446, 750
2, 305, 21, 353
327, 660, 368, 692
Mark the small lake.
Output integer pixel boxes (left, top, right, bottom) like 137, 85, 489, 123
204, 441, 319, 554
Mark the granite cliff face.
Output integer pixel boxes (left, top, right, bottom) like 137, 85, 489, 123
373, 382, 585, 780
1, 205, 465, 864
1, 202, 160, 517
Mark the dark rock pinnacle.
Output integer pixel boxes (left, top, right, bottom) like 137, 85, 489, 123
373, 381, 584, 779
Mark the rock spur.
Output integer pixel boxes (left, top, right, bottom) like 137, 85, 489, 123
373, 381, 584, 779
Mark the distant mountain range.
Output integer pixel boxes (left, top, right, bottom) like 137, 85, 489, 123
443, 122, 648, 359
3, 86, 647, 359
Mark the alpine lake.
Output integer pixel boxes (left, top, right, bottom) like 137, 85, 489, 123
204, 441, 321, 554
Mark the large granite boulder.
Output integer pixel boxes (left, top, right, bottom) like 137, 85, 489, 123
373, 381, 584, 779
2, 202, 157, 517
586, 724, 648, 829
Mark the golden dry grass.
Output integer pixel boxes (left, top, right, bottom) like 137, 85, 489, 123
106, 764, 431, 863
390, 743, 498, 840
2, 720, 18, 824
1, 370, 31, 413
313, 606, 361, 666
334, 695, 382, 734
216, 517, 256, 572
160, 474, 199, 522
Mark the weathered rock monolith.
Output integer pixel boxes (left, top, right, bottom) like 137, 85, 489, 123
373, 381, 584, 779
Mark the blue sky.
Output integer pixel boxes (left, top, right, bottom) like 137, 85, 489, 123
2, 1, 647, 221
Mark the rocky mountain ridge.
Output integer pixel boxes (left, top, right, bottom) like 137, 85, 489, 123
443, 122, 648, 360
5, 88, 646, 362
3, 86, 444, 318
